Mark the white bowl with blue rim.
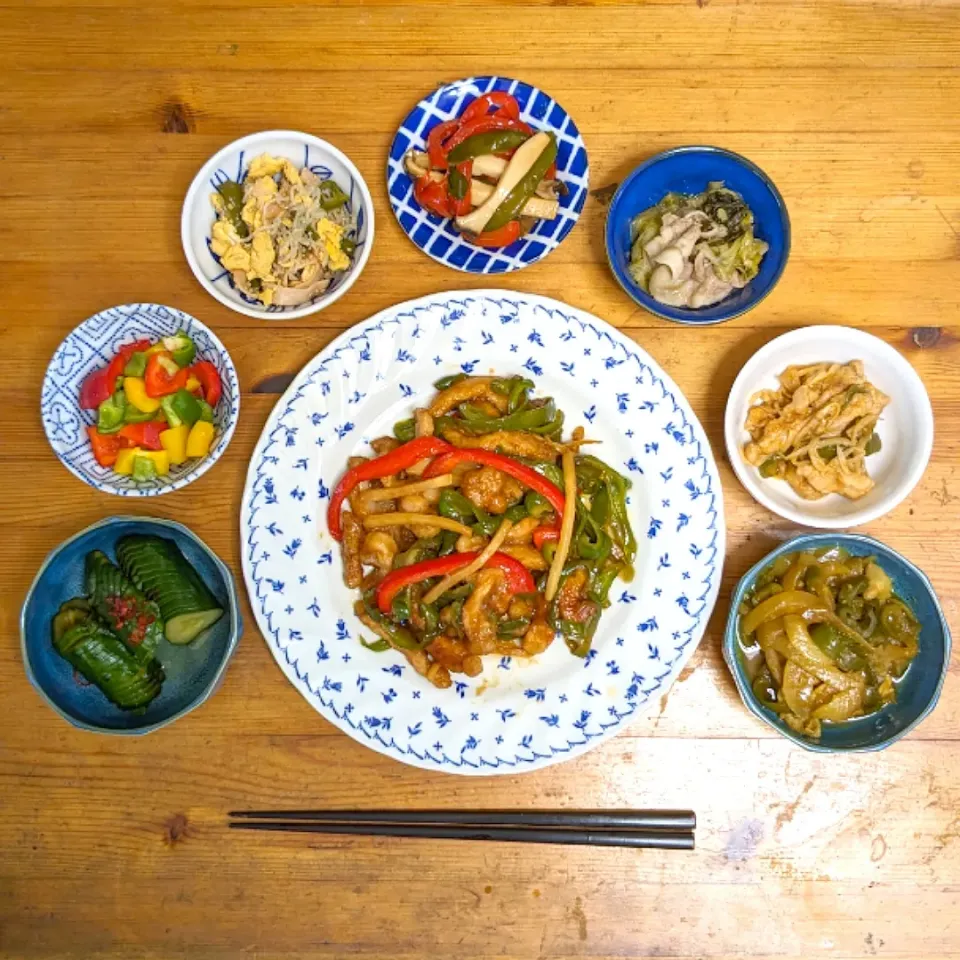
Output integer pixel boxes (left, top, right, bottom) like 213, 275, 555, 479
181, 130, 374, 319
21, 516, 243, 735
41, 303, 240, 496
387, 76, 588, 274
605, 146, 790, 324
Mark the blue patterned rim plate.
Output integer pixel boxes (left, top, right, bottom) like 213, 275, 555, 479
723, 533, 951, 753
605, 146, 790, 324
41, 303, 240, 496
21, 516, 243, 735
241, 290, 724, 775
181, 130, 374, 319
387, 77, 589, 274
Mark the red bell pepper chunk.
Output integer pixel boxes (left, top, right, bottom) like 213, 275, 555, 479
532, 524, 561, 549
375, 550, 535, 614
425, 448, 565, 516
413, 174, 453, 218
79, 367, 113, 410
464, 220, 521, 248
144, 351, 189, 398
190, 360, 222, 408
460, 92, 521, 124
426, 119, 461, 170
327, 437, 453, 541
87, 427, 126, 467
118, 422, 164, 451
106, 338, 152, 389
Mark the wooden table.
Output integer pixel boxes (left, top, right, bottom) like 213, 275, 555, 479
2, 2, 959, 957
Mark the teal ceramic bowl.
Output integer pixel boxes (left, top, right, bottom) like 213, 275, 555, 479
21, 516, 242, 735
723, 533, 951, 752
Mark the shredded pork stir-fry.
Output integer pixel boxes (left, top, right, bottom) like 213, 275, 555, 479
210, 154, 356, 307
742, 360, 889, 500
326, 375, 637, 690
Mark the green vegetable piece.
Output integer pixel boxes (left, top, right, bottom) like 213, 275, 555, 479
160, 389, 203, 429
393, 418, 416, 443
360, 596, 421, 650
484, 133, 558, 233
85, 550, 165, 664
437, 489, 477, 525
433, 373, 467, 391
132, 456, 158, 482
116, 535, 224, 645
448, 166, 470, 201
340, 237, 357, 256
865, 433, 882, 456
505, 504, 529, 524
759, 456, 782, 478
123, 351, 148, 378
197, 399, 215, 423
51, 599, 92, 644
524, 491, 553, 519
52, 605, 163, 711
359, 636, 390, 653
162, 332, 197, 368
216, 181, 249, 238
123, 404, 156, 424
97, 392, 127, 434
446, 130, 530, 164
317, 180, 348, 211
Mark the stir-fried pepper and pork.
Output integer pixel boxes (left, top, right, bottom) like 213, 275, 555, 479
327, 375, 637, 690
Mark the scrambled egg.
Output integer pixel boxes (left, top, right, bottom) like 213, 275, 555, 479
315, 218, 350, 271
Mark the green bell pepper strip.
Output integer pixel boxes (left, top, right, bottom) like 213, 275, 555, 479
490, 376, 534, 413
865, 433, 882, 456
216, 181, 249, 238
497, 617, 532, 639
123, 351, 149, 378
448, 165, 470, 201
484, 133, 557, 233
123, 403, 156, 424
162, 332, 197, 368
433, 373, 467, 391
588, 563, 622, 607
524, 491, 553, 519
437, 489, 477, 525
446, 398, 564, 436
360, 636, 390, 652
341, 237, 357, 256
393, 418, 416, 443
160, 389, 203, 429
318, 180, 349, 210
361, 594, 423, 649
504, 504, 529, 524
390, 587, 412, 623
97, 392, 127, 434
446, 130, 530, 164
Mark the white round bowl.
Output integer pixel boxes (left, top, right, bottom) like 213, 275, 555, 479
181, 130, 374, 320
724, 325, 933, 528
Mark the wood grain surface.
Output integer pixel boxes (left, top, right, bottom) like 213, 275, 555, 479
2, 1, 959, 958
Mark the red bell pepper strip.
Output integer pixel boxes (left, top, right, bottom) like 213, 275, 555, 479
460, 92, 521, 124
106, 338, 152, 389
327, 436, 453, 541
426, 119, 461, 170
118, 422, 164, 451
376, 550, 534, 614
144, 351, 189, 398
532, 524, 561, 549
190, 360, 222, 407
425, 448, 566, 516
413, 174, 453, 218
87, 427, 126, 467
79, 367, 113, 410
463, 220, 521, 247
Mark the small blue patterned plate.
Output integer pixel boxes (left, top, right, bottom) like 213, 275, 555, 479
41, 303, 240, 496
241, 291, 724, 774
387, 77, 588, 274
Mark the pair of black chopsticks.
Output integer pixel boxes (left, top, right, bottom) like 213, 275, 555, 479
229, 809, 696, 850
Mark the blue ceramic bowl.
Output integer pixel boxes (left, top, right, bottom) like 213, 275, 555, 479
605, 146, 790, 324
21, 517, 243, 735
723, 534, 951, 752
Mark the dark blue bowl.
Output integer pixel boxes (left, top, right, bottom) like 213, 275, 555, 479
723, 534, 951, 752
21, 517, 242, 735
605, 146, 790, 324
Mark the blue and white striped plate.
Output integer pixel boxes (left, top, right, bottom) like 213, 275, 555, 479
387, 77, 588, 274
41, 304, 240, 496
241, 291, 723, 774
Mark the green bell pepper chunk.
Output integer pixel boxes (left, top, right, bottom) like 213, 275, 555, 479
393, 418, 416, 443
97, 392, 127, 434
197, 399, 215, 423
123, 403, 156, 424
216, 181, 249, 238
122, 351, 148, 378
484, 133, 558, 233
447, 130, 530, 164
162, 332, 197, 368
131, 456, 158, 482
160, 389, 203, 429
317, 180, 348, 211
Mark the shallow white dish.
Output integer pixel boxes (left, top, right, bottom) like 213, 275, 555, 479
241, 290, 724, 774
181, 130, 374, 320
724, 326, 933, 528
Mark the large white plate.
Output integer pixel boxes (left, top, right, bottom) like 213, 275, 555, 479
241, 291, 724, 774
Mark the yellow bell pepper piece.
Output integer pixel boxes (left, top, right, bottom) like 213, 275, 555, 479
114, 446, 142, 476
185, 420, 215, 458
137, 449, 171, 476
160, 424, 190, 466
185, 375, 201, 393
124, 376, 161, 413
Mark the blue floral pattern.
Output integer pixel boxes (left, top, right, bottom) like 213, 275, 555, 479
387, 76, 588, 274
41, 303, 240, 496
241, 291, 723, 774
